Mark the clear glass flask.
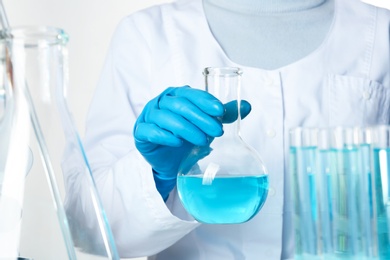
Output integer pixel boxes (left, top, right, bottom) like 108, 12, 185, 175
177, 67, 269, 224
0, 28, 32, 259
0, 27, 119, 259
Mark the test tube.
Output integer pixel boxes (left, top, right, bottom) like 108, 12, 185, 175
357, 127, 375, 258
371, 125, 390, 258
316, 128, 333, 257
290, 127, 321, 259
328, 127, 367, 258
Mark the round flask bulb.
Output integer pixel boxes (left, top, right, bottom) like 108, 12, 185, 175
177, 67, 269, 224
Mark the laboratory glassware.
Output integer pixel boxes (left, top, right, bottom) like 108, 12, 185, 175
357, 127, 375, 258
289, 126, 376, 260
328, 127, 368, 259
0, 28, 32, 259
0, 26, 119, 259
371, 125, 390, 259
289, 127, 330, 259
177, 67, 269, 224
316, 128, 334, 258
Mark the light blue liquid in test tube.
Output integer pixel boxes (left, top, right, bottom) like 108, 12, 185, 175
372, 147, 390, 258
328, 127, 366, 259
317, 128, 333, 257
292, 127, 379, 259
300, 146, 318, 252
329, 147, 362, 258
291, 145, 319, 258
357, 128, 375, 259
290, 128, 323, 259
371, 125, 390, 259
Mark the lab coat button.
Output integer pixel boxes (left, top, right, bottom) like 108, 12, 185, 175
266, 129, 276, 138
362, 91, 371, 100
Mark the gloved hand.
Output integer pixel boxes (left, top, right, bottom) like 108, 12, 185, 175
134, 86, 251, 200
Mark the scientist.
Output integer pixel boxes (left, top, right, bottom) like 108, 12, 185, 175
65, 0, 390, 259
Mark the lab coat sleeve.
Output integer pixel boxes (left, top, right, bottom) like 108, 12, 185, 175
62, 15, 200, 258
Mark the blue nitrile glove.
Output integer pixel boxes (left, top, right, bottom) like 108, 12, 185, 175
133, 86, 251, 200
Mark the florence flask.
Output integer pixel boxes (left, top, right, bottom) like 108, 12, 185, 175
177, 67, 269, 224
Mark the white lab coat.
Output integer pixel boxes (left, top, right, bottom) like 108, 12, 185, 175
63, 0, 390, 259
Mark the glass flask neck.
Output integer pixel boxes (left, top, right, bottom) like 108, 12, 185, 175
223, 115, 240, 138
204, 67, 242, 137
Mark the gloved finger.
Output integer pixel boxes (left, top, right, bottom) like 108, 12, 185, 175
146, 109, 210, 146
222, 100, 252, 123
134, 123, 183, 147
164, 86, 225, 117
159, 95, 223, 137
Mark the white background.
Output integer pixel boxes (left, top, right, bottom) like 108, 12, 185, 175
361, 0, 390, 10
4, 0, 170, 133
3, 0, 170, 259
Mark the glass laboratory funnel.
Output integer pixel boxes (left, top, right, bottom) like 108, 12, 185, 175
0, 26, 119, 259
177, 67, 269, 224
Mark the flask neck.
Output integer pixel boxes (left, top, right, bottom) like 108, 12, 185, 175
223, 117, 241, 139
204, 68, 241, 102
204, 67, 242, 139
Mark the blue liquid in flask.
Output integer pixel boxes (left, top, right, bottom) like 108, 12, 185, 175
177, 175, 269, 224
